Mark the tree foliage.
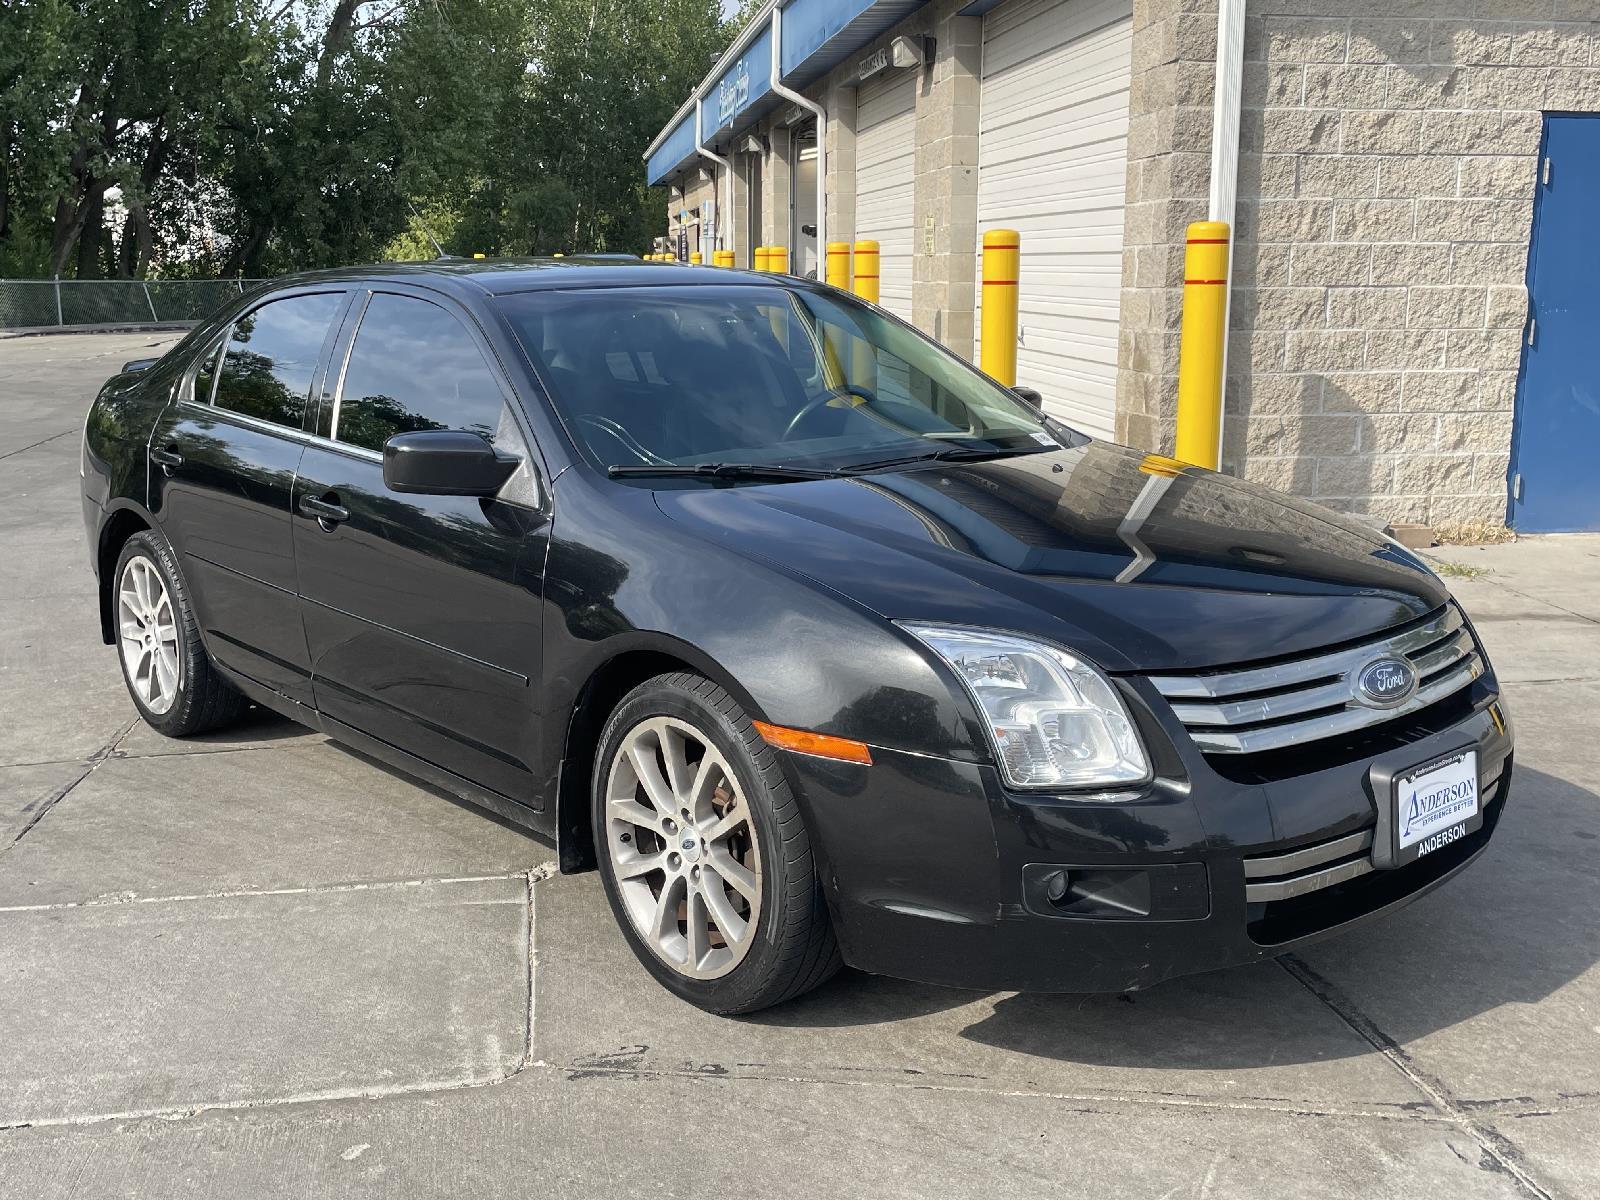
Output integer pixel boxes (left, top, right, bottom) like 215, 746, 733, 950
0, 0, 733, 277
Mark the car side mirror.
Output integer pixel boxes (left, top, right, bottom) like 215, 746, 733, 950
383, 430, 521, 497
122, 357, 160, 374
1012, 386, 1043, 408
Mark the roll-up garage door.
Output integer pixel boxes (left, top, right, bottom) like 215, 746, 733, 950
854, 67, 917, 324
978, 0, 1132, 439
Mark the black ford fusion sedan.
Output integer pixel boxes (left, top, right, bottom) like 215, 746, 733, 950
82, 259, 1512, 1014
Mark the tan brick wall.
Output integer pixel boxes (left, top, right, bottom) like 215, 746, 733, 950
1119, 1, 1600, 529
1116, 0, 1218, 455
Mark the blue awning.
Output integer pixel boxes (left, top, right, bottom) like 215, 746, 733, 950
645, 0, 933, 186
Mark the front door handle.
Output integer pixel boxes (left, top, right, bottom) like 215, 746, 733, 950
299, 493, 349, 527
151, 447, 183, 474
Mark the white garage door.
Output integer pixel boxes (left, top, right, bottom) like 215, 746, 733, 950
854, 67, 918, 324
978, 0, 1132, 439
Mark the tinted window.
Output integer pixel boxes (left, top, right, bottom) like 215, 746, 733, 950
335, 293, 504, 454
496, 285, 1053, 473
214, 292, 343, 428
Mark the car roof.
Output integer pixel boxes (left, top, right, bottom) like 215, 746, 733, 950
264, 257, 802, 299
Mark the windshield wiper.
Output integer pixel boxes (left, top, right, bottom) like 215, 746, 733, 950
842, 445, 1047, 474
607, 462, 844, 481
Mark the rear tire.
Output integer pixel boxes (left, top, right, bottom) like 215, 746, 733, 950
592, 672, 840, 1014
113, 530, 249, 737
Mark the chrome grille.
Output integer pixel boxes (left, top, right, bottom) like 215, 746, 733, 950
1147, 605, 1483, 756
1242, 757, 1505, 904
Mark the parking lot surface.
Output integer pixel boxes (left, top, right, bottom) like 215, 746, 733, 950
2, 331, 1598, 1198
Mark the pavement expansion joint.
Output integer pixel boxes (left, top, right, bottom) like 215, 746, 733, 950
0, 428, 74, 462
2, 718, 136, 858
546, 1056, 1457, 1124
1280, 955, 1558, 1200
1482, 580, 1600, 628
0, 867, 554, 913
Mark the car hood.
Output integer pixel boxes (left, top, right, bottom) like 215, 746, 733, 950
650, 440, 1449, 674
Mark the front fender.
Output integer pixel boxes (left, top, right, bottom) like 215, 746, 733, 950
542, 471, 988, 766
540, 471, 994, 876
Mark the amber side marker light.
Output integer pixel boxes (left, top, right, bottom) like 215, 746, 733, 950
753, 721, 873, 765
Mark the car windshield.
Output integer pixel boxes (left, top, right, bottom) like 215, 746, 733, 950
496, 284, 1065, 476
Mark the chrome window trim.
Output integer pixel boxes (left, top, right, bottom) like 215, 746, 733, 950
326, 290, 370, 444
174, 397, 382, 463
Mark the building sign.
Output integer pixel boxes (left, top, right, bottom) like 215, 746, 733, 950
677, 225, 688, 262
858, 47, 889, 81
717, 60, 750, 126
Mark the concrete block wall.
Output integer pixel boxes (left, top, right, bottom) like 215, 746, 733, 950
1120, 0, 1600, 530
1221, 3, 1599, 529
911, 4, 983, 353
1115, 0, 1218, 456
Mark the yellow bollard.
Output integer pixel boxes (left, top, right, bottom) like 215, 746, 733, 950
770, 245, 789, 274
852, 240, 879, 304
1174, 221, 1229, 471
690, 252, 702, 265
714, 250, 734, 268
980, 230, 1020, 387
473, 252, 486, 260
825, 241, 851, 290
755, 246, 770, 272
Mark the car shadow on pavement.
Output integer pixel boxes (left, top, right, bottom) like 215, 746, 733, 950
749, 766, 1599, 1071
176, 704, 317, 746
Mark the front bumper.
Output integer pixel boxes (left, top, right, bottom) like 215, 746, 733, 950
787, 680, 1513, 994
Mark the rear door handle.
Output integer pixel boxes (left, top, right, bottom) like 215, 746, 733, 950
151, 447, 183, 474
299, 493, 349, 525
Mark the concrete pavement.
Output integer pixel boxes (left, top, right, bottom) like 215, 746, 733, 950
1, 332, 1597, 1198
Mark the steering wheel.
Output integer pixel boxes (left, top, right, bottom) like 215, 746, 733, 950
576, 415, 671, 465
783, 384, 879, 442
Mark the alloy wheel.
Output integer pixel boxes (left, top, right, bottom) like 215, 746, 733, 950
604, 716, 763, 979
117, 554, 181, 715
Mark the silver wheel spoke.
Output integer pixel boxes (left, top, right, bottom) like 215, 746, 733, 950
628, 742, 675, 816
153, 646, 178, 701
651, 874, 685, 943
686, 890, 712, 968
706, 847, 758, 903
702, 805, 746, 845
615, 849, 669, 880
659, 723, 694, 800
609, 793, 663, 830
699, 874, 748, 945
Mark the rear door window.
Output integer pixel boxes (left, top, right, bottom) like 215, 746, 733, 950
333, 293, 505, 454
214, 292, 344, 428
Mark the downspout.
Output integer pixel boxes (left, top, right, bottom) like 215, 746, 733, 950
1208, 0, 1246, 469
695, 96, 733, 255
770, 5, 826, 267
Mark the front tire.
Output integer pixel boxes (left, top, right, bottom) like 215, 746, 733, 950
593, 673, 840, 1014
113, 530, 248, 737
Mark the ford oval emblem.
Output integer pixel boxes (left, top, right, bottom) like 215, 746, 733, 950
1355, 656, 1417, 708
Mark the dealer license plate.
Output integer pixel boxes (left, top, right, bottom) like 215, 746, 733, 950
1392, 748, 1481, 866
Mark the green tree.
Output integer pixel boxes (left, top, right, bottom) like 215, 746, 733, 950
0, 0, 734, 277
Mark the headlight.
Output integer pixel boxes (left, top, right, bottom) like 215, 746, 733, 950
900, 624, 1150, 791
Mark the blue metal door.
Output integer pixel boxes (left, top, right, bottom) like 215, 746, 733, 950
1511, 114, 1600, 532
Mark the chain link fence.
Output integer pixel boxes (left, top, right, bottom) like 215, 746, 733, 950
0, 278, 268, 330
